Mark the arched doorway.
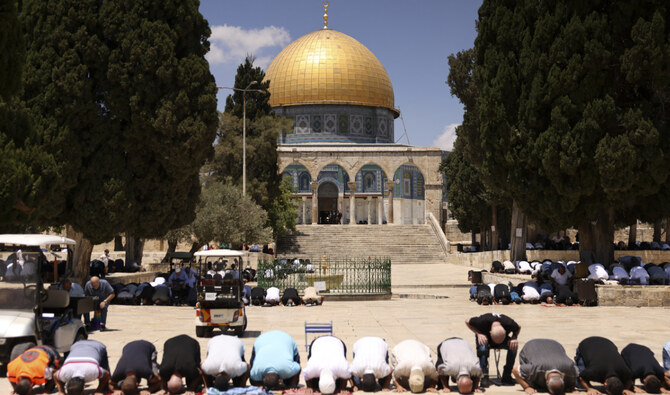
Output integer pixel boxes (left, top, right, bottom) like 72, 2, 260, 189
318, 182, 340, 224
393, 164, 425, 224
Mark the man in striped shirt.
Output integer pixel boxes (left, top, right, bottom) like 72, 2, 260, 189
55, 340, 110, 395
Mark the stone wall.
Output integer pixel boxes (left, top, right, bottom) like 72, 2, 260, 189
597, 285, 670, 307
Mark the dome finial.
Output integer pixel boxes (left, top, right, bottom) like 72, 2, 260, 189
322, 1, 329, 29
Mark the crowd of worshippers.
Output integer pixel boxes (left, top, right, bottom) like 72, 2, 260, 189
459, 237, 670, 254
249, 286, 325, 307
8, 314, 670, 395
489, 257, 670, 285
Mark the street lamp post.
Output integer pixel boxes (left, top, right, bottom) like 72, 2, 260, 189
217, 81, 264, 196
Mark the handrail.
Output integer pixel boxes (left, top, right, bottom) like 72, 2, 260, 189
427, 212, 450, 258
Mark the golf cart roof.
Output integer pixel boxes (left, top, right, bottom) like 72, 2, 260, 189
169, 251, 193, 260
194, 249, 245, 258
0, 234, 76, 247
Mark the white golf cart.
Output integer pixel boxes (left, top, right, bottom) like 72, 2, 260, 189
194, 249, 247, 337
0, 234, 94, 367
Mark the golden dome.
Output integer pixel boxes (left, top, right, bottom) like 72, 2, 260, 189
264, 29, 398, 117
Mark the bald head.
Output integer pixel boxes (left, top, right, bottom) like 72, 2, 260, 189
546, 374, 565, 395
167, 374, 183, 394
490, 322, 506, 344
90, 276, 100, 289
457, 376, 473, 394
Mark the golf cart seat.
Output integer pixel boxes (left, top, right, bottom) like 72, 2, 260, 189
43, 289, 70, 310
72, 296, 95, 315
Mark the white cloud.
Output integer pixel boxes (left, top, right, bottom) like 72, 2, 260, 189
432, 123, 460, 151
206, 25, 291, 65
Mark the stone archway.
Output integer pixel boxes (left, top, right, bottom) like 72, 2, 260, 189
317, 181, 340, 224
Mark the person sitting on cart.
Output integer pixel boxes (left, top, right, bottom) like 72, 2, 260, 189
282, 287, 301, 306
167, 267, 188, 304
8, 345, 62, 395
110, 340, 162, 394
250, 330, 301, 390
160, 334, 205, 394
202, 335, 250, 391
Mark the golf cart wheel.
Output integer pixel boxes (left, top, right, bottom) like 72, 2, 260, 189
10, 342, 35, 362
195, 326, 208, 338
234, 317, 246, 337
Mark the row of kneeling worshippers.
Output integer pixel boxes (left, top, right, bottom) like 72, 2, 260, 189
7, 315, 670, 395
470, 277, 599, 306
490, 258, 670, 285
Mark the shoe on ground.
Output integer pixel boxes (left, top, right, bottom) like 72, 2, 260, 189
100, 325, 107, 332
500, 375, 515, 386
480, 377, 490, 388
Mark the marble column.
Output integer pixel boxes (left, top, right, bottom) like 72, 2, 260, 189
348, 182, 357, 225
301, 196, 307, 225
367, 197, 372, 225
377, 196, 383, 224
311, 181, 319, 225
387, 183, 394, 224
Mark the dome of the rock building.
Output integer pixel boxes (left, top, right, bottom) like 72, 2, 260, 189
266, 27, 398, 144
265, 29, 397, 116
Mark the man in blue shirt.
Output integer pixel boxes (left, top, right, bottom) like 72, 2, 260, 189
249, 330, 301, 390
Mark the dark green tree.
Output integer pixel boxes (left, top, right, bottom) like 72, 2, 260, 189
208, 57, 297, 239
0, 0, 55, 229
510, 1, 670, 266
224, 56, 272, 121
20, 0, 217, 280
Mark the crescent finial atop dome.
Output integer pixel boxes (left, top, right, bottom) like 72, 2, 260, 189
322, 1, 329, 30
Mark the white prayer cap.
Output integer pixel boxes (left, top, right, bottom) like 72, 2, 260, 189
409, 366, 425, 393
319, 369, 336, 394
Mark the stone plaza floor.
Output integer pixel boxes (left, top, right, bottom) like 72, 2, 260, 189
2, 263, 669, 394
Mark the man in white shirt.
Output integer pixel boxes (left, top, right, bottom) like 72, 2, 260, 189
201, 335, 249, 391
521, 282, 541, 303
503, 260, 517, 274
55, 340, 110, 394
436, 337, 482, 394
351, 337, 392, 392
99, 249, 110, 266
550, 265, 572, 286
390, 339, 438, 393
265, 287, 280, 306
587, 263, 609, 281
303, 336, 352, 394
517, 261, 533, 274
629, 266, 650, 285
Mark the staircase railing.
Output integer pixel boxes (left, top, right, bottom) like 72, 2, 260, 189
427, 212, 450, 259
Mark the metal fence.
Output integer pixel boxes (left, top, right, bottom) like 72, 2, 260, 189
257, 257, 391, 295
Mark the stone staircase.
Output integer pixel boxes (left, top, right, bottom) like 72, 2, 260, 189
276, 224, 448, 264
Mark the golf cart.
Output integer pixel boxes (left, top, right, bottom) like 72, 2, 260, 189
194, 249, 247, 337
0, 234, 94, 367
167, 251, 194, 272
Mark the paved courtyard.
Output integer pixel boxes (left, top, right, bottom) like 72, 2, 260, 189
2, 263, 669, 394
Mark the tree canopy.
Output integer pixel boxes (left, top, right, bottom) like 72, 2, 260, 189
207, 57, 297, 239
459, 0, 670, 265
19, 0, 217, 275
0, 0, 55, 229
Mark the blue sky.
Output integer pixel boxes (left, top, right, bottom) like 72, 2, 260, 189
200, 0, 482, 149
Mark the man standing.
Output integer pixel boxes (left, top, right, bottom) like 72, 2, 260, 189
512, 338, 578, 394
351, 336, 392, 392
303, 335, 352, 394
249, 330, 301, 390
390, 339, 439, 393
435, 337, 482, 394
466, 313, 520, 387
159, 334, 204, 393
84, 276, 115, 330
8, 345, 62, 395
201, 335, 250, 391
110, 340, 161, 394
575, 336, 633, 395
55, 340, 110, 395
620, 343, 669, 393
